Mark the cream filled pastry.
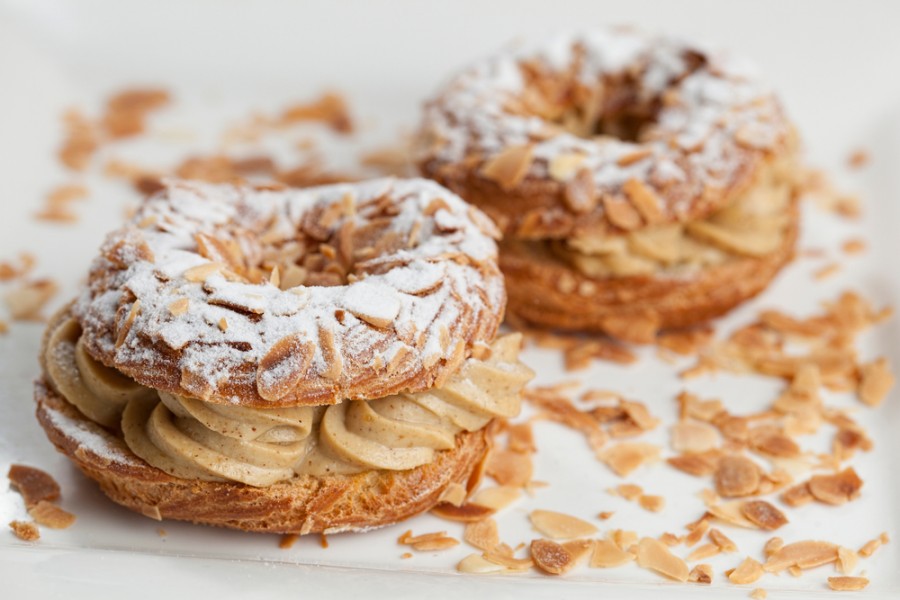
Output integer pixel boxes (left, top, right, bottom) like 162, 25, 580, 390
35, 178, 533, 534
417, 29, 801, 342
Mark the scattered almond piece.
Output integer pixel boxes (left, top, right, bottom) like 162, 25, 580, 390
28, 501, 75, 529
827, 576, 869, 591
837, 547, 859, 574
611, 483, 643, 500
688, 564, 713, 584
4, 279, 58, 321
471, 486, 521, 511
709, 528, 738, 552
857, 357, 894, 407
529, 510, 598, 540
486, 449, 532, 487
464, 519, 499, 552
749, 589, 767, 600
741, 500, 788, 530
807, 468, 863, 505
531, 539, 576, 575
728, 557, 764, 585
763, 540, 838, 572
457, 553, 509, 574
858, 532, 888, 557
600, 442, 660, 476
638, 495, 665, 513
431, 502, 495, 523
635, 537, 689, 582
590, 539, 635, 568
714, 455, 761, 497
687, 544, 720, 562
9, 520, 40, 541
671, 421, 720, 453
7, 465, 61, 507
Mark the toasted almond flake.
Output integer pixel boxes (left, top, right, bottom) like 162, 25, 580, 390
740, 501, 788, 531
671, 421, 721, 453
858, 533, 887, 557
486, 449, 532, 487
4, 279, 58, 321
529, 510, 598, 540
482, 547, 533, 572
590, 539, 635, 568
728, 557, 764, 584
827, 576, 869, 591
183, 262, 222, 282
218, 317, 228, 332
687, 544, 720, 562
620, 399, 660, 431
807, 468, 863, 505
635, 537, 689, 582
563, 168, 598, 213
9, 520, 39, 541
562, 539, 594, 566
715, 455, 761, 497
400, 552, 413, 559
858, 357, 894, 407
167, 297, 189, 316
668, 453, 718, 477
610, 529, 638, 551
781, 482, 814, 507
813, 263, 841, 281
764, 537, 784, 557
837, 547, 859, 574
463, 518, 499, 551
623, 178, 664, 224
617, 148, 654, 167
28, 501, 75, 529
457, 553, 508, 574
549, 153, 586, 181
506, 422, 535, 453
764, 540, 838, 572
749, 589, 767, 600
412, 537, 459, 551
688, 564, 713, 584
431, 502, 496, 522
600, 442, 660, 476
612, 483, 643, 500
480, 144, 534, 190
707, 501, 759, 529
437, 482, 466, 507
7, 465, 61, 508
603, 194, 642, 230
597, 511, 614, 520
471, 486, 521, 511
531, 539, 575, 575
639, 495, 665, 513
841, 238, 866, 255
256, 335, 314, 401
709, 528, 738, 552
685, 518, 710, 547
659, 533, 682, 546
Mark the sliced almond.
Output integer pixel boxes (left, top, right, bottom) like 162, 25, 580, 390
707, 501, 758, 529
549, 152, 586, 181
687, 544, 720, 562
714, 455, 761, 497
671, 421, 720, 453
764, 537, 784, 557
623, 178, 664, 224
740, 500, 788, 530
480, 144, 534, 190
183, 262, 222, 282
431, 502, 496, 522
8, 520, 39, 541
602, 194, 642, 230
28, 501, 75, 529
807, 468, 863, 505
668, 453, 718, 477
639, 495, 665, 513
529, 510, 598, 540
857, 357, 894, 407
167, 297, 189, 316
7, 465, 61, 507
827, 576, 869, 591
611, 483, 643, 500
837, 547, 859, 575
728, 557, 764, 584
688, 564, 713, 584
531, 538, 575, 575
256, 335, 314, 401
471, 486, 521, 511
709, 528, 738, 552
563, 168, 598, 213
463, 518, 499, 551
590, 539, 635, 568
764, 540, 838, 572
781, 482, 814, 507
486, 449, 532, 487
635, 537, 689, 582
457, 553, 509, 574
600, 442, 660, 476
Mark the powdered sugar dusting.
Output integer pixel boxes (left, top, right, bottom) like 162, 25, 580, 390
74, 178, 504, 405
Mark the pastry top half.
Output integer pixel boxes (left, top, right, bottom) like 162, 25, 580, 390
416, 28, 796, 242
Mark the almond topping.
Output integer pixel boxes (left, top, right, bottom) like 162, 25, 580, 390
714, 455, 761, 497
167, 298, 189, 316
549, 152, 586, 181
437, 482, 466, 507
740, 500, 788, 530
635, 537, 689, 582
529, 510, 598, 540
602, 194, 643, 230
563, 168, 598, 213
431, 502, 495, 522
590, 540, 635, 568
480, 144, 534, 190
728, 557, 764, 584
183, 262, 222, 282
623, 178, 664, 224
256, 335, 314, 401
827, 576, 869, 591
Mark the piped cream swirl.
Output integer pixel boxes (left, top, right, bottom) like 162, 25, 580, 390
44, 316, 532, 487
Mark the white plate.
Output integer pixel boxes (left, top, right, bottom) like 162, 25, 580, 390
1, 1, 899, 598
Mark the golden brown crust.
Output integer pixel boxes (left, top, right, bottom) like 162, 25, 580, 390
499, 200, 799, 343
34, 380, 490, 534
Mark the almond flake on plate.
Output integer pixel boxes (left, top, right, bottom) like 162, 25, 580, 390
635, 537, 689, 582
529, 510, 598, 540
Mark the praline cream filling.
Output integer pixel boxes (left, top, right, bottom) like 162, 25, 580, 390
44, 317, 532, 487
547, 155, 796, 278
